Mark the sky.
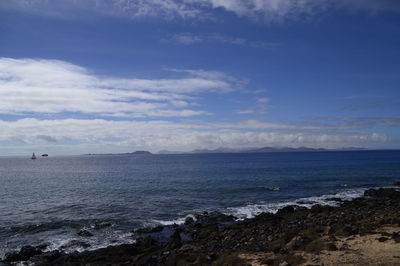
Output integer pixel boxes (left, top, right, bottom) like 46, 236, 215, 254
0, 0, 400, 155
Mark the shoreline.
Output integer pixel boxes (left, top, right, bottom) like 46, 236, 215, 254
2, 187, 400, 265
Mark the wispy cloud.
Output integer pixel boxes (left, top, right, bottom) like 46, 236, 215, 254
167, 33, 203, 45
166, 33, 280, 49
186, 0, 400, 21
2, 0, 399, 21
0, 58, 241, 118
0, 0, 201, 19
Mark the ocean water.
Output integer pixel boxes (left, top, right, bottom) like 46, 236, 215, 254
1, 150, 400, 257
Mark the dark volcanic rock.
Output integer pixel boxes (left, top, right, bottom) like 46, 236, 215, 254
310, 204, 329, 213
165, 230, 182, 250
184, 216, 195, 225
364, 188, 400, 199
195, 211, 235, 225
135, 235, 160, 249
31, 250, 62, 265
392, 232, 400, 243
277, 206, 295, 214
377, 236, 389, 242
4, 245, 47, 262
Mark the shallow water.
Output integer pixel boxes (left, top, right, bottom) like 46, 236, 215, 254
1, 150, 400, 256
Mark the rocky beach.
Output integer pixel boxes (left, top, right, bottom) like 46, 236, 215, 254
2, 187, 400, 266
2, 0, 400, 264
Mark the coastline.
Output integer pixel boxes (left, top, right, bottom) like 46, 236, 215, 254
2, 187, 400, 265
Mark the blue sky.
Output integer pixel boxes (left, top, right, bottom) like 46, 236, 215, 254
0, 0, 400, 155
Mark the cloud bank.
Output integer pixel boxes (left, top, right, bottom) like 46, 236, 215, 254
0, 118, 390, 155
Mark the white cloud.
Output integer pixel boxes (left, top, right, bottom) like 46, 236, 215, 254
0, 118, 391, 155
0, 57, 240, 117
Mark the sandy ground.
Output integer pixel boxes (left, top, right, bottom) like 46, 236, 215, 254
239, 226, 400, 266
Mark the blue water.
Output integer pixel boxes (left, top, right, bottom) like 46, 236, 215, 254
1, 150, 400, 257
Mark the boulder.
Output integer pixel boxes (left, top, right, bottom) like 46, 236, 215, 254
4, 245, 47, 262
277, 206, 295, 214
184, 216, 195, 225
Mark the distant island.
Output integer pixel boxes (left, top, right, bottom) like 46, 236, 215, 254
85, 151, 152, 156
130, 151, 152, 155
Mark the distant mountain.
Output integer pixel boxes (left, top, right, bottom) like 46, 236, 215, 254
158, 150, 182, 155
157, 146, 368, 155
129, 151, 152, 155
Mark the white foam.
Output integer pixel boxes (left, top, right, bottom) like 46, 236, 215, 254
152, 214, 197, 226
15, 262, 35, 266
86, 233, 136, 251
224, 188, 367, 220
44, 231, 136, 254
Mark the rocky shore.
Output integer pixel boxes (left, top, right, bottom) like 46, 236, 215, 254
2, 187, 400, 266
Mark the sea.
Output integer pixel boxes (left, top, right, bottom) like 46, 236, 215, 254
1, 150, 400, 257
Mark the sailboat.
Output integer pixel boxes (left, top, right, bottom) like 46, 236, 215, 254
31, 152, 37, 160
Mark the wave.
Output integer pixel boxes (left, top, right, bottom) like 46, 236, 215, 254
152, 214, 197, 226
223, 188, 368, 219
150, 187, 370, 225
44, 231, 136, 254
